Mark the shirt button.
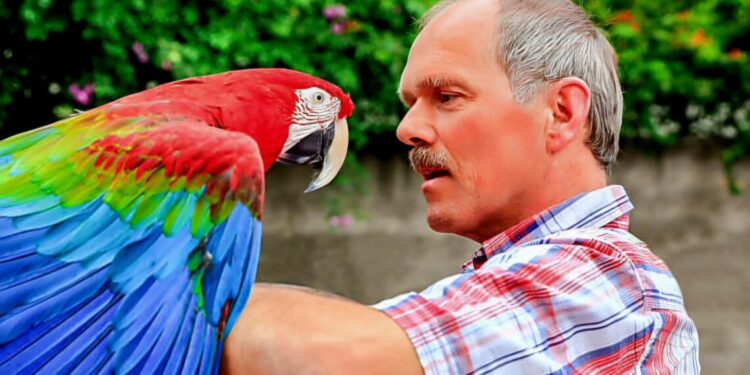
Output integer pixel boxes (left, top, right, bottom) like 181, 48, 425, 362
472, 247, 488, 270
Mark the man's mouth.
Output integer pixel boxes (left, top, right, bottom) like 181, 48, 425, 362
416, 166, 451, 181
409, 147, 451, 182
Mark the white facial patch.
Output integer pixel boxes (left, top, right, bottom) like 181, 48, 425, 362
283, 88, 342, 153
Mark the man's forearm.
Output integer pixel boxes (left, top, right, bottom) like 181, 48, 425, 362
222, 283, 423, 375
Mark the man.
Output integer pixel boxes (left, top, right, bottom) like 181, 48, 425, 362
222, 0, 700, 373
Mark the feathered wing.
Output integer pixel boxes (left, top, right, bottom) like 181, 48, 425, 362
0, 104, 265, 375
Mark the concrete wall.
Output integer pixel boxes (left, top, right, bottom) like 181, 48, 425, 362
257, 147, 750, 375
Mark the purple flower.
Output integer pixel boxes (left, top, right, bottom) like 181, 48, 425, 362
331, 22, 345, 35
330, 214, 355, 228
132, 42, 149, 64
324, 5, 347, 20
69, 83, 95, 106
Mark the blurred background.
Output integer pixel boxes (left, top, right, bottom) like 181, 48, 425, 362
2, 0, 748, 373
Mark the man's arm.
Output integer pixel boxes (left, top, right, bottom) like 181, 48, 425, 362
221, 283, 424, 375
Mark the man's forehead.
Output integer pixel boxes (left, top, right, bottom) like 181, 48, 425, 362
419, 0, 498, 40
424, 0, 497, 30
400, 0, 498, 84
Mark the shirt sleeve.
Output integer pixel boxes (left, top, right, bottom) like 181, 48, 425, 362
372, 243, 663, 375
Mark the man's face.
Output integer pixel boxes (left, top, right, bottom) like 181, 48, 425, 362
397, 0, 551, 242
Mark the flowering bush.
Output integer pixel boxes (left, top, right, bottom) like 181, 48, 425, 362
586, 0, 750, 191
0, 0, 431, 151
1, 0, 749, 192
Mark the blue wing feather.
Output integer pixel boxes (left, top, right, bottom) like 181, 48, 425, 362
0, 196, 61, 218
64, 219, 150, 267
181, 313, 207, 375
37, 203, 118, 257
0, 119, 266, 374
140, 278, 193, 374
162, 300, 199, 375
114, 316, 156, 375
0, 294, 74, 368
116, 273, 189, 374
69, 330, 114, 375
11, 291, 120, 375
0, 217, 15, 238
0, 225, 48, 261
111, 278, 171, 346
0, 254, 58, 287
0, 266, 109, 345
110, 226, 198, 293
200, 324, 219, 375
93, 351, 115, 375
0, 201, 263, 375
11, 199, 99, 232
153, 228, 200, 279
0, 247, 56, 286
108, 230, 163, 291
227, 219, 263, 334
0, 261, 73, 314
204, 205, 259, 324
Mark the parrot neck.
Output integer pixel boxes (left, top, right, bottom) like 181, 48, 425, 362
217, 97, 296, 173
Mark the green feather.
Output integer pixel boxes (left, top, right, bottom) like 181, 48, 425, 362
130, 192, 169, 228
0, 127, 59, 157
191, 199, 214, 238
164, 193, 197, 236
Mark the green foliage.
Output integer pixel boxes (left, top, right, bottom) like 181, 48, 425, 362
1, 0, 432, 144
1, 0, 749, 203
587, 0, 750, 190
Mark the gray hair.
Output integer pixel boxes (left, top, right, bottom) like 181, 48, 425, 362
419, 0, 623, 171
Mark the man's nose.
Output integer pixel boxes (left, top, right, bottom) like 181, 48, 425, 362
396, 101, 436, 147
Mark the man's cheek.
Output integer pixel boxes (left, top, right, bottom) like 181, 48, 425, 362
473, 172, 503, 194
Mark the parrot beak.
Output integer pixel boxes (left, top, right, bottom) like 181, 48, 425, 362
305, 117, 348, 192
278, 118, 349, 192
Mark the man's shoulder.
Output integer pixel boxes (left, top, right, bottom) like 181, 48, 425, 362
515, 226, 688, 313
542, 226, 669, 272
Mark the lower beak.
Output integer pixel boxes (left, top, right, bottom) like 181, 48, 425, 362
305, 118, 348, 192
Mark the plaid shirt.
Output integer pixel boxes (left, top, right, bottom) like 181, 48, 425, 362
374, 186, 700, 374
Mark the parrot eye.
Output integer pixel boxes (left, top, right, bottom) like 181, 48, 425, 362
313, 93, 325, 104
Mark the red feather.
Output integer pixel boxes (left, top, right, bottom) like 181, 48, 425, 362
104, 69, 355, 171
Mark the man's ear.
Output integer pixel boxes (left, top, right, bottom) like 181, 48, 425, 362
545, 77, 591, 154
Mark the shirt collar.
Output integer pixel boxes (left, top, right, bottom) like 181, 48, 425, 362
463, 185, 634, 272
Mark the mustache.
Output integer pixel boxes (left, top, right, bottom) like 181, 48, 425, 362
408, 147, 450, 171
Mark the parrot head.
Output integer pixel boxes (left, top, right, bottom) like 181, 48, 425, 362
150, 68, 355, 192
272, 72, 355, 193
226, 69, 354, 192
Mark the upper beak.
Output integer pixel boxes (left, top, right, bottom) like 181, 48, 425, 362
305, 118, 348, 192
277, 118, 349, 192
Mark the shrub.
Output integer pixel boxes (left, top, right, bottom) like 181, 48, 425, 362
1, 0, 748, 196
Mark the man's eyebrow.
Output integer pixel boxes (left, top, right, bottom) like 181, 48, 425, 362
398, 76, 468, 105
416, 76, 467, 89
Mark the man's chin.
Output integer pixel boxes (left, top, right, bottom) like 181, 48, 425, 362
426, 205, 487, 242
426, 208, 457, 234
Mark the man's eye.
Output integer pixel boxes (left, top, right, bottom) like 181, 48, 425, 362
439, 93, 456, 103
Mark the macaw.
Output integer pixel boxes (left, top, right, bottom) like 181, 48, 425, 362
0, 68, 355, 374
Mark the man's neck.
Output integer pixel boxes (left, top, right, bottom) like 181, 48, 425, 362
470, 153, 608, 243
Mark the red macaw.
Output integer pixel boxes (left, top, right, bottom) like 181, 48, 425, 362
0, 68, 354, 374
